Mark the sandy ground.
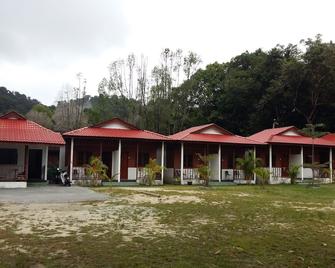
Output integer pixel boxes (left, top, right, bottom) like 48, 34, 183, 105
0, 187, 204, 242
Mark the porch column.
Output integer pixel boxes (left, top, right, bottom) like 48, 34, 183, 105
161, 142, 165, 184
24, 145, 29, 180
69, 138, 74, 181
218, 144, 221, 182
330, 147, 333, 183
118, 139, 121, 182
300, 146, 304, 181
253, 146, 257, 183
180, 142, 184, 184
269, 145, 272, 183
44, 145, 48, 181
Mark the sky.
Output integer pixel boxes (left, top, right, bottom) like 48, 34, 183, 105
0, 0, 334, 105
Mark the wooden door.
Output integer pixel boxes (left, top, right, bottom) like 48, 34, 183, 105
121, 151, 128, 180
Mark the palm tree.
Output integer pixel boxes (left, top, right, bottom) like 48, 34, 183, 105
236, 150, 262, 183
85, 156, 109, 186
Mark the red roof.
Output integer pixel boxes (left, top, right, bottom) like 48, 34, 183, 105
249, 126, 335, 147
0, 111, 65, 145
63, 118, 168, 141
169, 124, 263, 145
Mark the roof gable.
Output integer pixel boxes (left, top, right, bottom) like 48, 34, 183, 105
193, 124, 233, 135
279, 129, 301, 137
0, 111, 26, 120
248, 126, 297, 142
93, 118, 139, 130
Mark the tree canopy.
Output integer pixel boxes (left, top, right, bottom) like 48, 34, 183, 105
3, 35, 335, 136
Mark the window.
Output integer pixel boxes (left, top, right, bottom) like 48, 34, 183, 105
138, 152, 149, 167
0, 148, 18, 165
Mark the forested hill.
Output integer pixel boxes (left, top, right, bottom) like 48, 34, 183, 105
0, 86, 40, 115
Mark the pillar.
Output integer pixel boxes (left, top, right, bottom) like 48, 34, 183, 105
180, 142, 184, 184
269, 145, 272, 183
24, 145, 29, 180
253, 146, 257, 183
161, 142, 165, 184
44, 145, 48, 181
118, 139, 121, 182
69, 138, 74, 181
330, 147, 333, 183
218, 144, 222, 182
300, 146, 304, 181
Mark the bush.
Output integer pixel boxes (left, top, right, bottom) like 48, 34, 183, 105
288, 165, 300, 185
254, 167, 270, 188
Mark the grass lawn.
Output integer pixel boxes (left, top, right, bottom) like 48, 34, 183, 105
1, 184, 335, 267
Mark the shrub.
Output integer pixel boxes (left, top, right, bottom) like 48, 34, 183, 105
254, 167, 270, 188
84, 156, 109, 186
236, 151, 262, 182
144, 158, 163, 186
288, 165, 300, 184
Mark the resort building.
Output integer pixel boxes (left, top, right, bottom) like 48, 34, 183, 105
0, 111, 65, 188
63, 118, 168, 184
249, 126, 335, 183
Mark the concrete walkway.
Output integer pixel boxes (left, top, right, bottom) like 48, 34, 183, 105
0, 185, 109, 203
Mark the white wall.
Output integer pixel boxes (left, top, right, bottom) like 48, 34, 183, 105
111, 150, 119, 178
0, 181, 27, 188
101, 121, 130, 129
209, 153, 219, 180
128, 167, 137, 180
59, 145, 65, 169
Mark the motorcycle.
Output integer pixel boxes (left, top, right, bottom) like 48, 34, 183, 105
56, 168, 71, 186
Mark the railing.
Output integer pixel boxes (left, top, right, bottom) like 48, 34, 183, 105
174, 168, 199, 180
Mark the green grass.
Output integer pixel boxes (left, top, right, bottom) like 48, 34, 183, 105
1, 185, 335, 267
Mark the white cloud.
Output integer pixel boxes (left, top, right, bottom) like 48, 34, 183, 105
0, 0, 334, 105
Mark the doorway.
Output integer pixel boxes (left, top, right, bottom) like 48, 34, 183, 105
28, 149, 43, 181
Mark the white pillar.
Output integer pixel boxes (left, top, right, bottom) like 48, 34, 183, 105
118, 139, 121, 183
180, 142, 184, 184
300, 146, 304, 181
330, 147, 333, 183
253, 146, 257, 183
218, 144, 221, 182
69, 138, 74, 181
161, 142, 165, 184
269, 145, 272, 183
44, 145, 48, 181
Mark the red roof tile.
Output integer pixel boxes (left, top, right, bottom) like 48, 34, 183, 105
0, 111, 65, 145
169, 124, 263, 145
63, 118, 168, 141
249, 126, 335, 147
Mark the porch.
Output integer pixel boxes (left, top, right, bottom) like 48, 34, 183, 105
267, 145, 333, 184
0, 142, 65, 188
164, 142, 256, 184
67, 138, 165, 184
